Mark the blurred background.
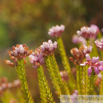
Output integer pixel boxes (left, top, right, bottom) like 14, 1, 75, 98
0, 0, 103, 102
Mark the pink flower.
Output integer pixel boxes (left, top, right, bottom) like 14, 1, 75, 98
72, 35, 87, 45
80, 54, 103, 76
48, 25, 65, 38
5, 44, 32, 66
77, 26, 96, 39
40, 40, 57, 56
29, 49, 44, 69
95, 39, 103, 51
29, 40, 57, 69
90, 24, 100, 38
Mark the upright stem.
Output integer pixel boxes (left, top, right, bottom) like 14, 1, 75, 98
57, 37, 76, 90
49, 54, 70, 95
45, 56, 61, 97
82, 66, 89, 95
88, 68, 95, 95
90, 38, 99, 57
16, 59, 34, 103
100, 71, 103, 95
37, 66, 55, 103
77, 65, 83, 95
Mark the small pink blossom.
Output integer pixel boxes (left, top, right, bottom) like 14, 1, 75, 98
95, 39, 103, 51
29, 49, 44, 69
72, 35, 87, 45
40, 40, 57, 56
90, 24, 100, 38
80, 54, 103, 76
5, 44, 32, 66
48, 25, 65, 38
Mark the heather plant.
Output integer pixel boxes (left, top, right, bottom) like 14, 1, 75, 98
2, 24, 103, 103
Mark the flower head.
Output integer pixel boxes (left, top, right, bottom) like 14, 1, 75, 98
77, 26, 96, 39
29, 40, 57, 69
29, 49, 44, 69
90, 24, 100, 37
95, 39, 103, 51
69, 45, 92, 65
80, 54, 103, 76
5, 44, 32, 66
48, 25, 65, 38
40, 40, 57, 56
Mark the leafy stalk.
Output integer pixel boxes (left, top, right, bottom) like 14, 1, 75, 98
90, 39, 99, 57
49, 54, 70, 95
82, 66, 89, 95
45, 56, 61, 97
76, 65, 83, 95
88, 68, 96, 95
57, 37, 76, 90
100, 71, 103, 95
16, 59, 34, 103
37, 66, 55, 103
0, 90, 17, 103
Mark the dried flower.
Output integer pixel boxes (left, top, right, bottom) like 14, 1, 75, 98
5, 44, 32, 66
72, 35, 86, 45
70, 45, 92, 65
48, 25, 65, 38
77, 26, 96, 39
80, 54, 103, 76
95, 39, 103, 51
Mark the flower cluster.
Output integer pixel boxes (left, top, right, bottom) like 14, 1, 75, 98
5, 44, 32, 66
77, 26, 96, 39
29, 40, 57, 68
80, 54, 103, 76
72, 35, 86, 45
29, 49, 44, 69
40, 40, 57, 56
48, 25, 65, 38
60, 71, 69, 82
0, 78, 21, 95
95, 39, 103, 51
69, 45, 92, 65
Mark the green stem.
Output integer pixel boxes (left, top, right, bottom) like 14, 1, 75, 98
90, 38, 99, 57
77, 65, 82, 95
1, 90, 17, 103
16, 59, 34, 103
37, 66, 55, 103
97, 32, 102, 40
45, 56, 61, 97
57, 37, 76, 90
100, 72, 103, 95
88, 68, 95, 95
82, 66, 89, 95
49, 54, 70, 95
